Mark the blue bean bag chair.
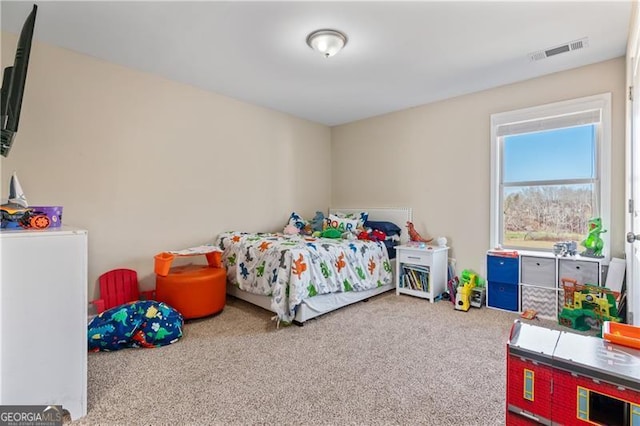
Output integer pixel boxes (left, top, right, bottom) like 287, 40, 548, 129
88, 300, 183, 351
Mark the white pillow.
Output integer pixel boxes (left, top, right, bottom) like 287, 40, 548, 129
334, 211, 369, 228
325, 214, 359, 233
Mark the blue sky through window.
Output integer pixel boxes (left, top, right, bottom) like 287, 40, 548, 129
503, 125, 596, 183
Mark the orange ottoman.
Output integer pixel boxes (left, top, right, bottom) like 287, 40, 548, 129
156, 264, 226, 319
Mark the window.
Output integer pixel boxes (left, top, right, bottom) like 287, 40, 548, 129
577, 387, 589, 421
491, 94, 611, 256
523, 369, 534, 401
576, 386, 636, 426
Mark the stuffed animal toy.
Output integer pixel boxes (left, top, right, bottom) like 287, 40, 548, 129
310, 211, 325, 233
407, 221, 433, 243
357, 229, 387, 242
321, 228, 342, 239
342, 231, 357, 240
283, 224, 300, 235
371, 229, 387, 242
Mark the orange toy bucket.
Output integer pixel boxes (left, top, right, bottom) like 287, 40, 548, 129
154, 252, 175, 276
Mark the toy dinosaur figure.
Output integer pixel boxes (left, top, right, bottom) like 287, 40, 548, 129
580, 217, 607, 258
406, 221, 433, 243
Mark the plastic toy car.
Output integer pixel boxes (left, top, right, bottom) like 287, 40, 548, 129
553, 241, 577, 257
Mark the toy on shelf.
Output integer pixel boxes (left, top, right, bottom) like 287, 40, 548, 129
0, 171, 51, 229
406, 221, 433, 243
558, 277, 621, 332
553, 240, 578, 257
580, 217, 606, 258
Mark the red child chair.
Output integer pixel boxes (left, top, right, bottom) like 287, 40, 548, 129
91, 268, 155, 314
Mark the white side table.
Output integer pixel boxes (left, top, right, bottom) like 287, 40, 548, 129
395, 244, 449, 302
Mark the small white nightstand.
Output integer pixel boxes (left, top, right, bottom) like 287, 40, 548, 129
395, 244, 449, 302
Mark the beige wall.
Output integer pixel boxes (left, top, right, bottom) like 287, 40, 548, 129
331, 57, 626, 276
0, 35, 332, 300
1, 32, 626, 300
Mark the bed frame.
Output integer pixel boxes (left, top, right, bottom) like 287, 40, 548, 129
226, 207, 412, 325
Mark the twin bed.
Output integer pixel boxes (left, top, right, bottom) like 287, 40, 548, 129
216, 207, 412, 325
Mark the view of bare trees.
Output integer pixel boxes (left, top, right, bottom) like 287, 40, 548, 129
504, 186, 594, 241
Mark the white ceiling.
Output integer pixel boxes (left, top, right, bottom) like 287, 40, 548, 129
0, 1, 633, 126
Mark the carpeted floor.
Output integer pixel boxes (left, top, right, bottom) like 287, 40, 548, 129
73, 292, 561, 425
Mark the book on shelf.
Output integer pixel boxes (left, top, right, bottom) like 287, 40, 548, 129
401, 265, 430, 292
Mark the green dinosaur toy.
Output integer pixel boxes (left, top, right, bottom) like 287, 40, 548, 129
580, 217, 606, 258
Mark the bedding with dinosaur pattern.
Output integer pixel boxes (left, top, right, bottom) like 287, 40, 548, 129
216, 232, 393, 323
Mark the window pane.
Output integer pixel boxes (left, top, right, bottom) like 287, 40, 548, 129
578, 388, 589, 420
503, 125, 596, 183
524, 370, 534, 401
502, 184, 595, 250
632, 404, 640, 425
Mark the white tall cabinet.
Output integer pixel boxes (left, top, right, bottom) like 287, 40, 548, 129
0, 226, 87, 420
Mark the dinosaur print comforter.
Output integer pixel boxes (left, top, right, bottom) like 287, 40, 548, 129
216, 232, 393, 323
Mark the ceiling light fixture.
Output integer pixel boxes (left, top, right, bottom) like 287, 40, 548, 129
306, 29, 348, 58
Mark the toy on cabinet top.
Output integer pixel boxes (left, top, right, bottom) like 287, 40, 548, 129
406, 221, 433, 243
0, 171, 50, 230
580, 217, 606, 258
553, 240, 578, 257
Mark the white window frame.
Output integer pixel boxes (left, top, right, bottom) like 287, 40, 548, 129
490, 93, 611, 258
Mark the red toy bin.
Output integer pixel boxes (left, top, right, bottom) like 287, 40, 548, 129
30, 206, 63, 227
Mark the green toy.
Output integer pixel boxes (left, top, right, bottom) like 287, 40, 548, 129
558, 278, 621, 334
460, 269, 486, 287
580, 217, 606, 258
321, 228, 342, 239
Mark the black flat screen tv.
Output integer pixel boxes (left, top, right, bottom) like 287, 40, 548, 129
1, 4, 37, 158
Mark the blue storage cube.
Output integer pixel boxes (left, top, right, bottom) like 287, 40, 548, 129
487, 281, 519, 311
487, 255, 519, 284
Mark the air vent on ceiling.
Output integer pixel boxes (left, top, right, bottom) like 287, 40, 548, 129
528, 37, 589, 62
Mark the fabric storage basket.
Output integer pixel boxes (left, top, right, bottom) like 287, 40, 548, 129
487, 281, 518, 311
520, 284, 558, 320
